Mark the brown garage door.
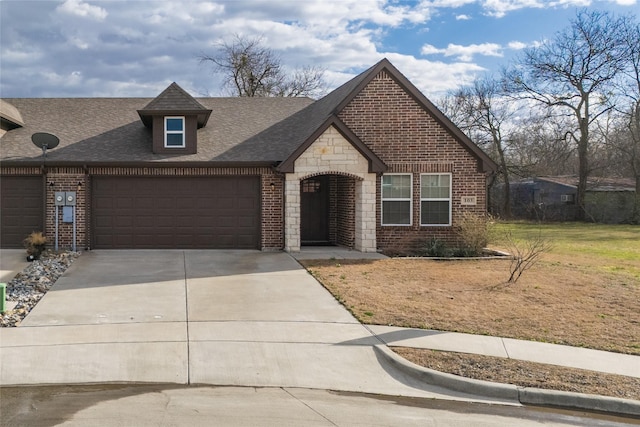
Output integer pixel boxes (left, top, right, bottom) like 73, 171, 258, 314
92, 176, 260, 249
1, 176, 44, 248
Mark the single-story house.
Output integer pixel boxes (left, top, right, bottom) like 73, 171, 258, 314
1, 59, 496, 253
496, 175, 637, 223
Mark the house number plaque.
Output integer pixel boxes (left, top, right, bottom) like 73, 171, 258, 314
461, 196, 477, 205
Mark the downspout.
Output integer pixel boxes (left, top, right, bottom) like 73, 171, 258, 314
84, 165, 90, 251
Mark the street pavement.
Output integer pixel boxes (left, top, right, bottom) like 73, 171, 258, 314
2, 384, 637, 427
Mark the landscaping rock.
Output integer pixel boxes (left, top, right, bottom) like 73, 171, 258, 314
0, 251, 79, 327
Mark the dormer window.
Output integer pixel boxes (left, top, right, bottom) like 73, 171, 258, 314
164, 116, 185, 148
138, 82, 212, 154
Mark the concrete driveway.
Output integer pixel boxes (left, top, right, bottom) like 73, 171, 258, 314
0, 250, 512, 405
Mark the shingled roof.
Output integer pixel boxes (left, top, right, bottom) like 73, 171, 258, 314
0, 58, 496, 172
138, 82, 212, 128
0, 99, 25, 129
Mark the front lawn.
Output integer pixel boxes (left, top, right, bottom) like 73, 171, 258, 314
301, 222, 640, 355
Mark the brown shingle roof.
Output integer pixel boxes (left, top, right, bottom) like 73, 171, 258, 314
0, 58, 496, 172
0, 97, 313, 164
138, 82, 212, 128
0, 99, 25, 129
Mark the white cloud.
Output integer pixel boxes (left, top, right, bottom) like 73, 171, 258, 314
0, 0, 489, 98
507, 41, 528, 50
482, 0, 544, 18
429, 0, 477, 7
421, 42, 503, 61
56, 0, 107, 21
421, 44, 443, 55
456, 14, 472, 20
384, 52, 485, 97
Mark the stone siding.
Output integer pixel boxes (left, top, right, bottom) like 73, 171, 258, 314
285, 126, 377, 252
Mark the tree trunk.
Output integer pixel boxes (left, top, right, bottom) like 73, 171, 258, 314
634, 174, 640, 224
575, 113, 590, 221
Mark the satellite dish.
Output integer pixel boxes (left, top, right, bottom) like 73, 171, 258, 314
31, 132, 59, 158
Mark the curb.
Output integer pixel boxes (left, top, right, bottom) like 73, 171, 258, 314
374, 345, 640, 418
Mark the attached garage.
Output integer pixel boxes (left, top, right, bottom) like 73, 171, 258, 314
92, 176, 260, 249
0, 176, 44, 248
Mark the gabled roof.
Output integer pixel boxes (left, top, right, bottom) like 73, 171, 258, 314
0, 99, 25, 129
250, 58, 496, 173
0, 59, 497, 172
330, 58, 496, 173
137, 82, 212, 128
277, 115, 386, 173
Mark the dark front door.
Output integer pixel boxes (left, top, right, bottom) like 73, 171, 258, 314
301, 176, 330, 245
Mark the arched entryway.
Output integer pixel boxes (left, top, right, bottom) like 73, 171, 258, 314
300, 174, 358, 247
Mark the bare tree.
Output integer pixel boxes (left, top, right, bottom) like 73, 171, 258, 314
507, 114, 577, 177
444, 76, 518, 217
503, 10, 634, 220
616, 21, 640, 222
199, 35, 326, 98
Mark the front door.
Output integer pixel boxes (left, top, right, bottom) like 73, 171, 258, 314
301, 176, 330, 245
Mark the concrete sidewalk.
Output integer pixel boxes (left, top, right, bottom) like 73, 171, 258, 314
0, 250, 507, 406
1, 248, 639, 413
0, 249, 27, 283
368, 325, 640, 378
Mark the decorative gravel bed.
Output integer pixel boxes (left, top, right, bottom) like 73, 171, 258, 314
1, 251, 79, 327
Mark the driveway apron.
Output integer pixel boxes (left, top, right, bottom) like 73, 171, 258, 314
0, 250, 512, 405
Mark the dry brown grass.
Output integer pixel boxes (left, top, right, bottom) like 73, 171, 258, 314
301, 256, 640, 355
394, 348, 640, 401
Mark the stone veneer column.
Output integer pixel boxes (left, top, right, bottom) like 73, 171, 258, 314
284, 176, 301, 252
354, 174, 377, 252
286, 125, 378, 253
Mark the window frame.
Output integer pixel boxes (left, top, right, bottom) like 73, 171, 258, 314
381, 173, 413, 226
420, 173, 452, 227
164, 116, 185, 148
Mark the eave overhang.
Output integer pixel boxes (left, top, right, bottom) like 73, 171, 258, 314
276, 115, 387, 174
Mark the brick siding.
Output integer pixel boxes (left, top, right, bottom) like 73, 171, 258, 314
338, 70, 488, 253
3, 166, 285, 251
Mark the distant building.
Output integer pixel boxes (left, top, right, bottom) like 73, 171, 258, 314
492, 176, 636, 223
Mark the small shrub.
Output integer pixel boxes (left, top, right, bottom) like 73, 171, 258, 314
23, 231, 47, 260
503, 230, 552, 283
455, 212, 491, 256
422, 237, 451, 257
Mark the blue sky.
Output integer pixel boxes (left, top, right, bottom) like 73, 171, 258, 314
1, 0, 637, 100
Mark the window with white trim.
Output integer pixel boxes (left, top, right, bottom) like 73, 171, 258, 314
381, 174, 412, 225
164, 116, 185, 148
420, 173, 451, 226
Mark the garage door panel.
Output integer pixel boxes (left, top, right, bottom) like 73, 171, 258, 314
1, 176, 44, 248
92, 177, 260, 249
135, 198, 154, 210
237, 216, 256, 227
237, 196, 257, 209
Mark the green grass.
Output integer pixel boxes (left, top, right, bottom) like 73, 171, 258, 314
491, 221, 640, 280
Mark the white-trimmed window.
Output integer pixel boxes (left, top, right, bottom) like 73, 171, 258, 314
420, 173, 451, 226
381, 174, 412, 226
164, 116, 185, 148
